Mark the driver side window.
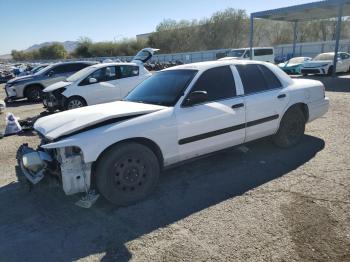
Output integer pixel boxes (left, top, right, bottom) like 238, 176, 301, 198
340, 53, 350, 60
188, 66, 236, 104
80, 66, 117, 86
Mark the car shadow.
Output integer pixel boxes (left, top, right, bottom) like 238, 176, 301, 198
293, 73, 350, 92
0, 135, 325, 261
4, 99, 42, 108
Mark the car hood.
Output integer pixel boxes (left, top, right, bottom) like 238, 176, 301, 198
303, 60, 332, 67
43, 81, 72, 92
34, 101, 166, 140
7, 75, 34, 84
279, 62, 301, 68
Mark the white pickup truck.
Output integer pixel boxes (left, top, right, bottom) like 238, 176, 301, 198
17, 60, 329, 206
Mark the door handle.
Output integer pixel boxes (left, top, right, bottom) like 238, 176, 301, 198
277, 94, 286, 99
231, 103, 244, 109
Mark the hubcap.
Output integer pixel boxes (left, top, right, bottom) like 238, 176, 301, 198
113, 156, 148, 192
68, 99, 83, 109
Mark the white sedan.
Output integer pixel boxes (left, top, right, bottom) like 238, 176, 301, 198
18, 60, 329, 206
42, 48, 158, 111
301, 52, 350, 76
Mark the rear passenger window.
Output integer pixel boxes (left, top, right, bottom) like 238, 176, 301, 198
254, 49, 273, 56
118, 65, 139, 78
190, 66, 236, 102
236, 64, 281, 94
258, 65, 282, 89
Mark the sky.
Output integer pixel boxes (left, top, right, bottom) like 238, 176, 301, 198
0, 0, 315, 55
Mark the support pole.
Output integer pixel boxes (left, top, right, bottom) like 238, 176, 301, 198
249, 15, 254, 60
292, 21, 297, 57
332, 4, 343, 77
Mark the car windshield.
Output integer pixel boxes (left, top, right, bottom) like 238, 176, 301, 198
230, 49, 245, 57
34, 64, 54, 75
289, 57, 305, 64
66, 66, 96, 82
124, 69, 197, 106
313, 54, 334, 61
31, 65, 47, 74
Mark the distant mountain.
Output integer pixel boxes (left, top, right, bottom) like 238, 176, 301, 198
0, 54, 12, 60
25, 41, 78, 53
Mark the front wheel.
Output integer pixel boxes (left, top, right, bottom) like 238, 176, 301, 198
65, 96, 87, 110
273, 107, 305, 148
96, 142, 160, 206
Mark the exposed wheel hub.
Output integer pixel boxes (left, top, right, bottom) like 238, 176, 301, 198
113, 157, 147, 191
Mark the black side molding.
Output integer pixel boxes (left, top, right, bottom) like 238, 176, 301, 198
178, 114, 279, 145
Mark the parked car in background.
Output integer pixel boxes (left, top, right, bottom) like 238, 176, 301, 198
278, 57, 312, 75
18, 60, 329, 206
301, 52, 350, 76
218, 47, 275, 63
4, 61, 96, 102
42, 48, 158, 111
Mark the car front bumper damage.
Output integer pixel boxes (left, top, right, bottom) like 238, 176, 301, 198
16, 143, 98, 206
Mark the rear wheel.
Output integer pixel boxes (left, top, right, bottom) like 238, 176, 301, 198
65, 96, 87, 110
273, 107, 305, 148
96, 142, 160, 206
25, 85, 42, 102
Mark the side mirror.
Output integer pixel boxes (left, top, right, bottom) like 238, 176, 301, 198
183, 91, 208, 106
89, 77, 98, 84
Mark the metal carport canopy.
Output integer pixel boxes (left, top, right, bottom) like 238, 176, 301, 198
249, 0, 350, 76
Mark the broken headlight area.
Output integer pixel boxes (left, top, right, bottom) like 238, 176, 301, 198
17, 143, 92, 196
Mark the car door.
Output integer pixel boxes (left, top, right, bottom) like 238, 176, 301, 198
175, 65, 246, 162
339, 53, 350, 72
77, 66, 120, 105
117, 65, 143, 98
235, 64, 289, 142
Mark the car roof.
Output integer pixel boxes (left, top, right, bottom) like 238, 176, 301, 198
163, 59, 270, 72
52, 61, 97, 66
90, 62, 139, 69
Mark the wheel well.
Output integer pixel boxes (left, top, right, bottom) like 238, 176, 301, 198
24, 83, 44, 97
286, 103, 309, 121
91, 138, 164, 188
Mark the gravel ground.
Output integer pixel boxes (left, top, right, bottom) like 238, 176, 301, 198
0, 77, 349, 262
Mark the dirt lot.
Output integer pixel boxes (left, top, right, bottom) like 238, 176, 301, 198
0, 77, 349, 262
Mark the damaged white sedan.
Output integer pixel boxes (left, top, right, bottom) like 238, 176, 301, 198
17, 60, 329, 206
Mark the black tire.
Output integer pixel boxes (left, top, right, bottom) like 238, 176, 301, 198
25, 85, 42, 102
96, 142, 160, 206
273, 107, 306, 148
327, 66, 333, 76
65, 96, 87, 110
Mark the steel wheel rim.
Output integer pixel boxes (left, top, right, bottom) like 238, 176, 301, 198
287, 119, 303, 142
112, 156, 148, 192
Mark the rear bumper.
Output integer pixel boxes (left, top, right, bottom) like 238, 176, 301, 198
308, 97, 330, 122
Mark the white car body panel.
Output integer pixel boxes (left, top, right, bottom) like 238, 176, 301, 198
27, 59, 329, 196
